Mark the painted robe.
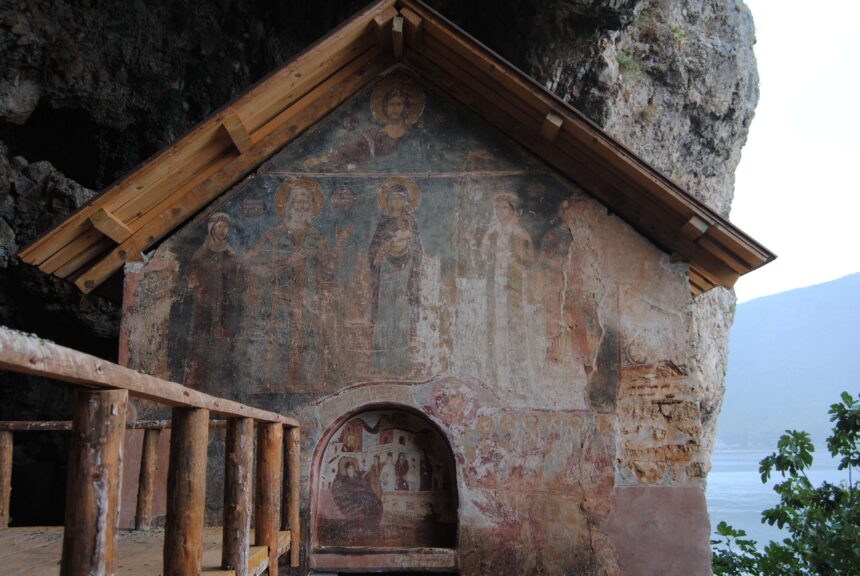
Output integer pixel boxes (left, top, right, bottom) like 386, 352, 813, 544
369, 213, 423, 374
242, 224, 327, 391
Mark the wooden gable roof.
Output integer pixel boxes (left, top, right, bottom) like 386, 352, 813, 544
18, 0, 774, 296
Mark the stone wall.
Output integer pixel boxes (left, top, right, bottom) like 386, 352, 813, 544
122, 69, 710, 574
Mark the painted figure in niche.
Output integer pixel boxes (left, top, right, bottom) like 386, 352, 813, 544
184, 212, 239, 395
330, 457, 382, 530
540, 198, 602, 376
369, 177, 423, 374
242, 177, 327, 391
481, 192, 536, 395
380, 452, 395, 492
305, 73, 425, 170
316, 410, 458, 548
395, 452, 410, 490
420, 450, 433, 490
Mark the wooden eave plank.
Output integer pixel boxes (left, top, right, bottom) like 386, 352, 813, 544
88, 208, 132, 243
75, 48, 388, 293
19, 0, 395, 270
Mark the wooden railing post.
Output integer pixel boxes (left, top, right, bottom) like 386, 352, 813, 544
60, 388, 127, 576
0, 430, 13, 528
284, 426, 301, 567
222, 418, 253, 575
164, 407, 209, 576
135, 427, 161, 530
256, 422, 282, 576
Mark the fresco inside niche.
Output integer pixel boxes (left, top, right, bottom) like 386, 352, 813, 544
315, 409, 457, 548
154, 68, 618, 408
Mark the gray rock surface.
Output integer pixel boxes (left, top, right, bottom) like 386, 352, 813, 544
0, 0, 757, 494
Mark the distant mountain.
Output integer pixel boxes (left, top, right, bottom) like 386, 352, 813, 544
716, 273, 860, 449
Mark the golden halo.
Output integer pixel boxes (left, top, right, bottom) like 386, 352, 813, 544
370, 73, 425, 127
493, 192, 520, 209
274, 177, 325, 218
378, 177, 421, 213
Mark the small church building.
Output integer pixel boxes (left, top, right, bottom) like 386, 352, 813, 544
19, 1, 773, 574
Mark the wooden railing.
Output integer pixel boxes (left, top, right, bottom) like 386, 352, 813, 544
0, 326, 301, 576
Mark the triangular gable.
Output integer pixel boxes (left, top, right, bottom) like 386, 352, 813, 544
18, 0, 774, 296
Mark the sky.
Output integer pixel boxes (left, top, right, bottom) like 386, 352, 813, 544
729, 0, 860, 302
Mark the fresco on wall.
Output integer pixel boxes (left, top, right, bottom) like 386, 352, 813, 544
315, 409, 457, 548
146, 68, 619, 408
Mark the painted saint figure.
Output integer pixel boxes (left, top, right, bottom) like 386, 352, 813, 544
368, 177, 423, 374
481, 193, 536, 396
242, 177, 327, 391
395, 452, 410, 491
540, 198, 602, 376
330, 457, 382, 530
305, 73, 425, 170
184, 212, 239, 395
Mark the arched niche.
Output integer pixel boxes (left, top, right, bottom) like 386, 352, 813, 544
313, 407, 458, 551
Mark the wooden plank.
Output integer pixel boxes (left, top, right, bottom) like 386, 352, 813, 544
0, 421, 73, 431
20, 125, 232, 267
705, 223, 772, 269
135, 428, 161, 530
256, 423, 283, 576
60, 388, 127, 576
392, 15, 404, 59
0, 431, 11, 528
399, 6, 423, 49
38, 228, 105, 274
285, 426, 301, 567
680, 214, 710, 240
164, 407, 209, 576
43, 141, 234, 279
89, 208, 132, 243
418, 36, 542, 129
539, 111, 563, 143
237, 0, 389, 133
696, 234, 751, 275
75, 49, 386, 293
247, 545, 269, 576
222, 418, 254, 576
277, 530, 292, 556
0, 326, 300, 427
221, 112, 252, 154
0, 419, 226, 431
373, 6, 398, 51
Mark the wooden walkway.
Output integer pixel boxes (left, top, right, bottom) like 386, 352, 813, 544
0, 326, 302, 576
0, 527, 290, 575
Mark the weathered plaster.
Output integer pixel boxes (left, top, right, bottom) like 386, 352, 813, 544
121, 67, 706, 574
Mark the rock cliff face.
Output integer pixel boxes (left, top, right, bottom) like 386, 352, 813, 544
0, 0, 756, 488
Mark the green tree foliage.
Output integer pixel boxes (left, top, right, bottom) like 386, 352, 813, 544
711, 391, 860, 575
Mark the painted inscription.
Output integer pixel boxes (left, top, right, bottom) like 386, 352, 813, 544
315, 409, 457, 548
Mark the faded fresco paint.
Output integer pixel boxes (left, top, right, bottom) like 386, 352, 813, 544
316, 409, 457, 548
121, 67, 710, 574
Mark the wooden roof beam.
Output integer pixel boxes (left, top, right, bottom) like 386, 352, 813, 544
392, 15, 405, 59
539, 111, 564, 143
74, 49, 387, 293
399, 6, 423, 50
221, 112, 253, 155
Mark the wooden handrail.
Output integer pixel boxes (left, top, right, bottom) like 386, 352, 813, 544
0, 324, 303, 575
0, 419, 230, 431
0, 326, 298, 427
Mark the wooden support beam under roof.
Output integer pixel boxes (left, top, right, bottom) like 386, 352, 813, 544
17, 0, 774, 296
